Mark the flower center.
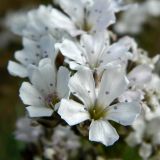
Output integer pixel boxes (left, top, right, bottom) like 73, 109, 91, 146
45, 93, 59, 108
83, 22, 92, 32
88, 105, 107, 120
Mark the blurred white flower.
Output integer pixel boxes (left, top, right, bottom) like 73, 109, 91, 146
58, 68, 140, 146
126, 114, 160, 159
19, 58, 70, 117
8, 34, 57, 78
15, 117, 42, 143
52, 125, 80, 150
44, 125, 80, 160
115, 0, 160, 34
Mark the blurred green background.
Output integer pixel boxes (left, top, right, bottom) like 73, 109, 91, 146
0, 0, 160, 159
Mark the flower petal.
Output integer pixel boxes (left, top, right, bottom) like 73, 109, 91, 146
39, 34, 58, 61
119, 90, 143, 103
80, 32, 109, 67
69, 68, 96, 107
139, 142, 152, 159
58, 0, 84, 28
7, 61, 28, 78
107, 102, 141, 126
98, 67, 129, 106
89, 120, 119, 146
58, 99, 89, 126
56, 66, 70, 98
88, 0, 116, 32
30, 59, 56, 95
128, 64, 152, 86
50, 8, 83, 36
101, 36, 133, 65
26, 106, 53, 117
19, 82, 45, 106
58, 39, 85, 65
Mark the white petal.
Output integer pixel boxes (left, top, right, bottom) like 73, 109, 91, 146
58, 0, 84, 28
19, 82, 45, 106
58, 39, 84, 65
15, 50, 29, 65
27, 106, 53, 117
58, 99, 89, 126
30, 60, 56, 95
139, 142, 152, 159
68, 61, 83, 70
80, 32, 109, 67
111, 0, 132, 12
128, 64, 152, 86
50, 8, 82, 36
101, 36, 133, 65
98, 67, 129, 107
39, 35, 58, 61
119, 90, 143, 102
56, 67, 70, 98
38, 58, 53, 68
89, 120, 119, 146
69, 69, 96, 107
88, 0, 115, 32
126, 132, 142, 147
7, 61, 28, 78
107, 102, 141, 126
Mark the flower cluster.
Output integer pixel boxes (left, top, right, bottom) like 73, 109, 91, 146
7, 0, 160, 158
115, 0, 160, 34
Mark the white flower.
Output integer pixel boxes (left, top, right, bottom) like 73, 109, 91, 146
8, 34, 57, 78
58, 32, 133, 72
55, 0, 116, 34
19, 58, 70, 117
58, 68, 140, 146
